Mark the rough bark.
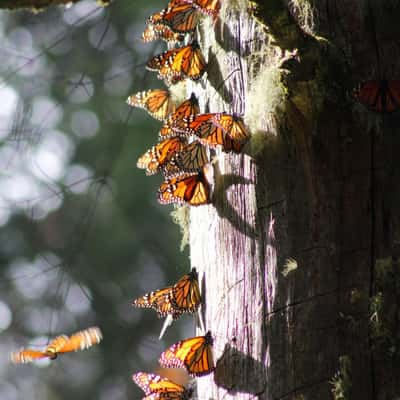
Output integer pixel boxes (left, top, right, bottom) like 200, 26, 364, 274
189, 1, 400, 399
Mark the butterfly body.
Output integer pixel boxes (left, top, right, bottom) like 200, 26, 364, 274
159, 331, 215, 377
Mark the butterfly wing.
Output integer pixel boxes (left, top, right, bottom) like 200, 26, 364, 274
132, 287, 177, 318
146, 49, 183, 84
53, 327, 102, 353
171, 268, 201, 313
211, 114, 250, 144
186, 0, 220, 17
142, 23, 185, 44
170, 42, 205, 81
159, 331, 214, 377
176, 141, 209, 172
385, 80, 400, 113
44, 335, 69, 358
127, 89, 175, 121
137, 137, 186, 176
167, 93, 200, 130
160, 2, 200, 33
10, 349, 49, 364
157, 173, 210, 206
133, 372, 191, 400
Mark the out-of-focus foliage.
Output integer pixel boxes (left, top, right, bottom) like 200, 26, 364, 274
0, 1, 194, 399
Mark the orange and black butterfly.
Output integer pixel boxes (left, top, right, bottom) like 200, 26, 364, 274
133, 286, 177, 319
132, 268, 201, 319
127, 89, 175, 121
210, 113, 250, 144
159, 331, 215, 377
157, 171, 210, 206
133, 372, 193, 400
137, 137, 186, 176
159, 93, 200, 140
154, 1, 201, 34
353, 79, 400, 113
146, 42, 206, 84
179, 113, 244, 153
183, 0, 220, 17
142, 22, 185, 44
10, 327, 102, 364
175, 140, 209, 172
171, 268, 201, 314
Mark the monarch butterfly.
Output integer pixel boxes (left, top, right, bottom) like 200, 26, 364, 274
153, 2, 201, 34
132, 268, 201, 319
159, 93, 200, 140
146, 42, 206, 84
211, 113, 250, 144
132, 372, 193, 400
353, 80, 400, 113
183, 0, 220, 17
132, 286, 177, 319
179, 114, 244, 153
157, 171, 210, 206
10, 327, 102, 364
142, 22, 185, 44
127, 89, 176, 121
159, 331, 215, 377
175, 140, 209, 172
137, 137, 186, 176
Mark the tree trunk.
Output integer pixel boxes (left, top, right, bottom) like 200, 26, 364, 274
190, 1, 400, 399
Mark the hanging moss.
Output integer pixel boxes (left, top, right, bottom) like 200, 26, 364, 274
369, 257, 400, 360
330, 355, 352, 400
170, 205, 190, 252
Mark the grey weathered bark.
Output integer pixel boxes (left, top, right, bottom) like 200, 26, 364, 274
189, 1, 400, 399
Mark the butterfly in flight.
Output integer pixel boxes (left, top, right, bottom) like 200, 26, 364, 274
159, 93, 200, 140
10, 327, 102, 364
159, 331, 215, 377
157, 171, 210, 206
132, 372, 193, 400
353, 79, 400, 113
127, 89, 176, 121
146, 42, 206, 84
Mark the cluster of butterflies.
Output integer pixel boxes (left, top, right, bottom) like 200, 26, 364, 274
131, 268, 214, 398
126, 0, 250, 207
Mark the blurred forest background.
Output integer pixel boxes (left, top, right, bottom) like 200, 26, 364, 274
0, 0, 194, 398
